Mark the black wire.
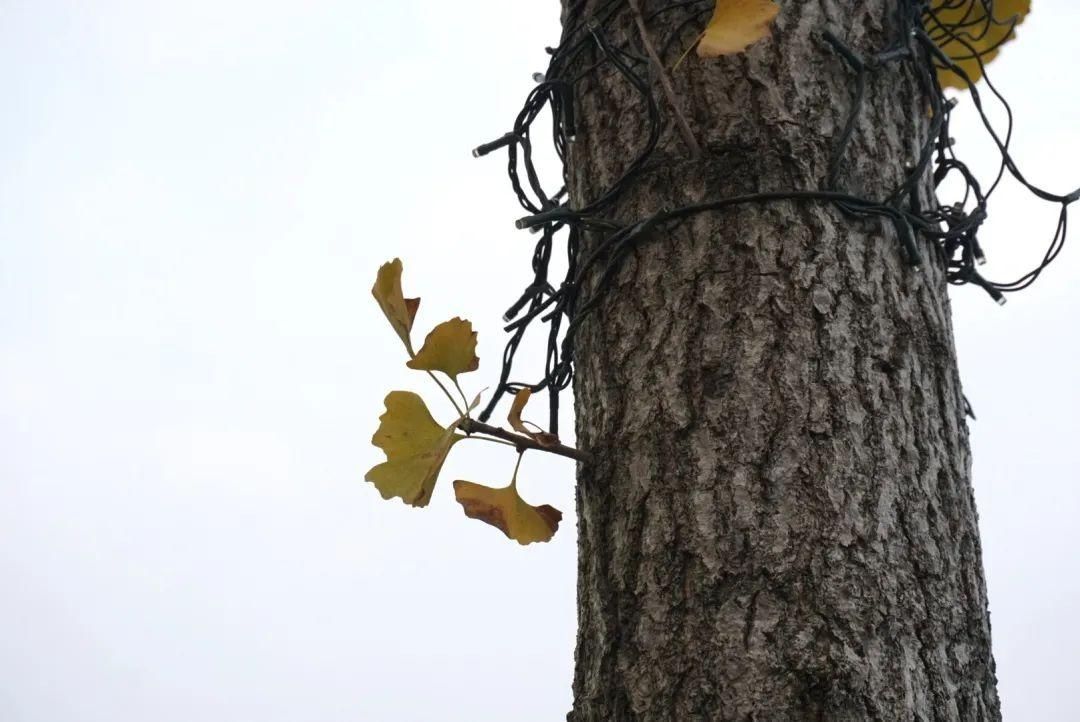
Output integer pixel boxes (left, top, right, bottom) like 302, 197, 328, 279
470, 0, 1075, 428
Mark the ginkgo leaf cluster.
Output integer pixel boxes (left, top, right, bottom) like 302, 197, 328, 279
366, 259, 565, 545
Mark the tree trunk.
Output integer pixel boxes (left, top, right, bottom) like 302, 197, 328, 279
564, 1, 1000, 720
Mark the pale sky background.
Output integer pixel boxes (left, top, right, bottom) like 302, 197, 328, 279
0, 2, 1077, 721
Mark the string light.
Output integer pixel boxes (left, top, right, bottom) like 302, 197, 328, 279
470, 0, 1077, 431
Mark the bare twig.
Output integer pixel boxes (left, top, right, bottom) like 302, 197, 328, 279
628, 0, 702, 158
459, 418, 590, 464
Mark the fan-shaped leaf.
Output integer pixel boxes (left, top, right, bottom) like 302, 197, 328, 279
453, 479, 562, 545
697, 0, 780, 57
372, 259, 420, 355
366, 391, 462, 507
406, 317, 479, 379
508, 388, 559, 447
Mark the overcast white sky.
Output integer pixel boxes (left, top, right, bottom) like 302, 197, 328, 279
1, 2, 1077, 720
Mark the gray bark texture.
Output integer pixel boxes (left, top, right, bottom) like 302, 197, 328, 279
563, 1, 1000, 720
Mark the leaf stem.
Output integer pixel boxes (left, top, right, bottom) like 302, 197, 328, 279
510, 449, 525, 487
452, 378, 472, 418
671, 30, 706, 72
426, 371, 465, 417
465, 435, 519, 449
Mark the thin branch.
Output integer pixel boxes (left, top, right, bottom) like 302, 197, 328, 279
628, 0, 702, 158
458, 418, 591, 464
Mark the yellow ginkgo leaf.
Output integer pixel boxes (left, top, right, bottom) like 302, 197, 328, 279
372, 259, 421, 355
508, 388, 532, 434
406, 317, 479, 379
926, 0, 1030, 89
507, 388, 559, 447
366, 391, 462, 507
453, 478, 562, 545
696, 0, 780, 57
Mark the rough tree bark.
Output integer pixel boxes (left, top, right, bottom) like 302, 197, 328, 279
564, 1, 1000, 720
